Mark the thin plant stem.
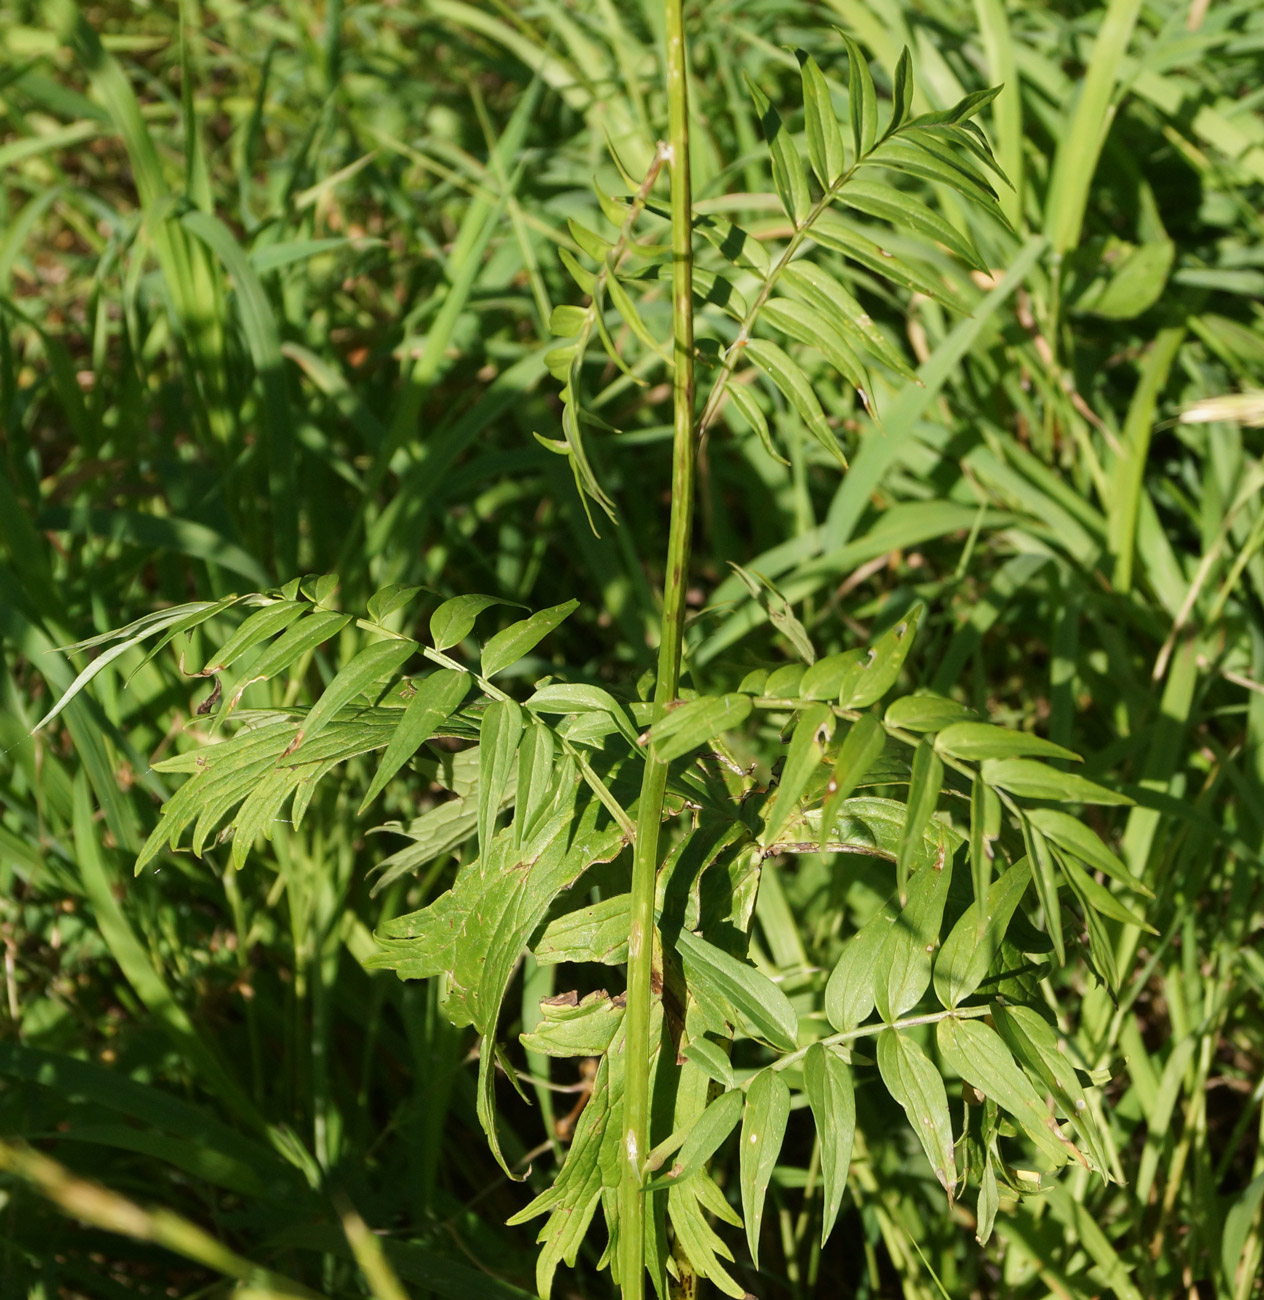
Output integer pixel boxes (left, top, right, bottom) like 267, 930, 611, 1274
620, 0, 694, 1295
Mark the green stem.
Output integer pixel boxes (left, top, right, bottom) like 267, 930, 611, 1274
620, 1, 694, 1295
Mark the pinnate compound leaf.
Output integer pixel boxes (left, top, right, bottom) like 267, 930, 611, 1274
883, 47, 914, 140
800, 55, 845, 187
743, 339, 846, 466
895, 740, 942, 906
359, 669, 470, 813
290, 637, 416, 757
653, 1088, 744, 1187
481, 600, 579, 679
876, 1029, 957, 1200
740, 1069, 791, 1268
763, 703, 832, 843
885, 693, 978, 732
803, 1044, 855, 1246
936, 1017, 1084, 1169
202, 600, 304, 673
477, 699, 523, 857
991, 1004, 1110, 1176
430, 595, 517, 652
934, 722, 1079, 764
648, 694, 753, 764
725, 378, 787, 466
744, 73, 811, 228
982, 757, 1132, 806
839, 180, 987, 273
840, 32, 877, 156
675, 929, 798, 1052
824, 895, 896, 1031
876, 841, 952, 1022
1026, 807, 1151, 895
820, 714, 886, 847
933, 856, 1031, 1009
838, 605, 922, 709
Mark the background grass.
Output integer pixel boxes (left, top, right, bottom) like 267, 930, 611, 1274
1, 0, 1263, 1296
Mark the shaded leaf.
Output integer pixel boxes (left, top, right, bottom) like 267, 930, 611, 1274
803, 1044, 855, 1246
876, 1029, 957, 1200
740, 1069, 791, 1268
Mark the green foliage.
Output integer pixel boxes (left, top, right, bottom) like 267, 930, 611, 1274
3, 0, 1264, 1298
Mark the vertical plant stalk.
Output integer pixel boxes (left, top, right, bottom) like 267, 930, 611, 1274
620, 0, 694, 1295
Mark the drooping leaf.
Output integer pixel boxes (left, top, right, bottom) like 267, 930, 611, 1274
1026, 807, 1151, 895
839, 180, 987, 273
513, 720, 558, 848
936, 1017, 1084, 1169
763, 703, 832, 843
820, 715, 887, 847
824, 895, 896, 1031
803, 1044, 855, 1246
744, 339, 846, 466
739, 1069, 791, 1268
652, 1088, 744, 1187
876, 1029, 957, 1200
991, 1004, 1111, 1176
